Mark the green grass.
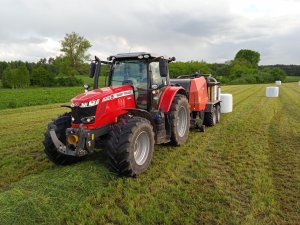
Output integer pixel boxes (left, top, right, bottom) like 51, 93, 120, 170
0, 87, 83, 109
285, 76, 300, 82
0, 76, 106, 110
0, 82, 299, 224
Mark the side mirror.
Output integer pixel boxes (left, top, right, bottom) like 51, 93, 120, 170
159, 59, 168, 77
89, 62, 96, 78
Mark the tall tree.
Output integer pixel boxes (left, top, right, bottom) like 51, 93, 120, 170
17, 65, 30, 88
60, 32, 92, 72
2, 65, 29, 88
234, 49, 260, 68
2, 65, 13, 88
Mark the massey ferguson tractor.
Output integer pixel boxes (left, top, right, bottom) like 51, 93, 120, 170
43, 52, 221, 176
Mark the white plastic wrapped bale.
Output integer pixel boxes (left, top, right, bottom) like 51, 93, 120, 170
298, 81, 300, 86
220, 93, 233, 113
266, 87, 279, 97
275, 80, 281, 85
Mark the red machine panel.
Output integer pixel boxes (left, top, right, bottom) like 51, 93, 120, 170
188, 77, 208, 111
71, 85, 136, 129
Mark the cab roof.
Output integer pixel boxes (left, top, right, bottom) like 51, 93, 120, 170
107, 52, 175, 62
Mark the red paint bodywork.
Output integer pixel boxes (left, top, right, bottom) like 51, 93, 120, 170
71, 85, 136, 129
158, 86, 186, 112
71, 76, 209, 130
188, 77, 208, 111
158, 77, 208, 112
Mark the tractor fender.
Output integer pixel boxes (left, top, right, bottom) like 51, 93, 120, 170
123, 108, 157, 141
158, 86, 187, 112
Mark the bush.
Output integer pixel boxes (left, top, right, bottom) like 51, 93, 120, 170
169, 61, 212, 78
31, 66, 55, 87
8, 101, 17, 108
55, 77, 83, 87
2, 65, 30, 88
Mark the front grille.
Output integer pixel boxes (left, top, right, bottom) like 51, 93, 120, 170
71, 105, 97, 124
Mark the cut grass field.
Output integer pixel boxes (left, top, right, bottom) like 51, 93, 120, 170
0, 76, 105, 110
0, 83, 299, 224
285, 76, 300, 82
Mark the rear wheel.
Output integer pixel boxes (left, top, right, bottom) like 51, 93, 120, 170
43, 113, 81, 165
204, 106, 217, 127
170, 94, 190, 146
106, 117, 154, 176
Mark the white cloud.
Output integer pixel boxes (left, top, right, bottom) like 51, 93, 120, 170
0, 0, 300, 64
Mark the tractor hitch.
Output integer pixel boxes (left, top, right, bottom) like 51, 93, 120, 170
49, 123, 111, 157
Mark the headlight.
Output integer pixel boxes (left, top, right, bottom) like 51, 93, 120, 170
81, 116, 95, 124
79, 99, 99, 108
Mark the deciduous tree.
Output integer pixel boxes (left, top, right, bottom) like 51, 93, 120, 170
60, 32, 92, 72
234, 49, 260, 68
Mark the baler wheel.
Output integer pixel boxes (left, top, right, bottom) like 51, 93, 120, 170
216, 105, 221, 123
106, 117, 154, 176
204, 107, 217, 127
43, 113, 81, 165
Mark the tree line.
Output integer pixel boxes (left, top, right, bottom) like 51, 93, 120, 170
170, 49, 292, 84
0, 32, 298, 88
259, 64, 300, 76
0, 32, 94, 88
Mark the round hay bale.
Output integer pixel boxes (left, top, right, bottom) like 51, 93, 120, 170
266, 87, 279, 97
220, 93, 233, 113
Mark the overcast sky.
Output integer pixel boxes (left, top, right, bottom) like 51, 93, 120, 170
0, 0, 300, 65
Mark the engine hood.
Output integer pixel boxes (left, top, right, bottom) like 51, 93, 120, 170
71, 85, 133, 106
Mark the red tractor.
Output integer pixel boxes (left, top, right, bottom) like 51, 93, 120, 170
43, 52, 221, 176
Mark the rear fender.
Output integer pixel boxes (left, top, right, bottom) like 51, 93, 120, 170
158, 86, 187, 112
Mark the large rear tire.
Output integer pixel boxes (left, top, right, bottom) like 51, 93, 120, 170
170, 94, 190, 146
106, 117, 154, 176
43, 113, 81, 165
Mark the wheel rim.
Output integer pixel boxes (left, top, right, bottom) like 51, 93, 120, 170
134, 131, 150, 166
177, 106, 188, 137
217, 107, 220, 122
213, 110, 217, 124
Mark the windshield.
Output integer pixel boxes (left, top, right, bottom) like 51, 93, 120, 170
110, 60, 148, 109
110, 60, 147, 87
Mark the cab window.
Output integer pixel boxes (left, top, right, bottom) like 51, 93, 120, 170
149, 62, 166, 88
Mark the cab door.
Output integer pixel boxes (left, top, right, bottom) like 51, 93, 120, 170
149, 61, 167, 110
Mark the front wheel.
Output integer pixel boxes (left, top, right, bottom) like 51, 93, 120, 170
43, 113, 82, 165
106, 117, 155, 176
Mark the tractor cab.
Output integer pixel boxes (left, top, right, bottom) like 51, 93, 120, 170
106, 52, 174, 110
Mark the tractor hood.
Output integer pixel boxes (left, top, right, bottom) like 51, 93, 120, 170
70, 85, 133, 107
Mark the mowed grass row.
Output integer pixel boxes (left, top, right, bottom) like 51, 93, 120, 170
0, 83, 299, 224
